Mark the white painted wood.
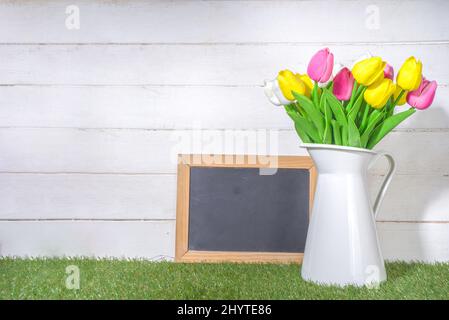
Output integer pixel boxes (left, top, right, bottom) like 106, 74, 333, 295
0, 85, 447, 129
0, 0, 447, 262
0, 173, 176, 220
378, 222, 449, 262
0, 0, 447, 43
0, 220, 175, 259
0, 128, 447, 175
1, 173, 447, 222
0, 220, 447, 262
369, 174, 449, 222
0, 44, 447, 85
371, 131, 449, 175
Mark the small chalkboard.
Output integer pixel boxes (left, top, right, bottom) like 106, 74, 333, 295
175, 155, 316, 263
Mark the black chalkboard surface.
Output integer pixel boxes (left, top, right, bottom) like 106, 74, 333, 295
188, 167, 310, 253
175, 155, 316, 263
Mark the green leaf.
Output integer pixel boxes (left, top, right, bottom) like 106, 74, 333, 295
295, 116, 322, 142
385, 97, 392, 116
319, 91, 326, 114
367, 108, 416, 149
346, 82, 358, 111
360, 110, 384, 148
347, 117, 361, 148
331, 120, 342, 145
359, 103, 371, 132
284, 104, 321, 142
322, 88, 347, 129
348, 88, 366, 122
292, 102, 306, 117
341, 124, 348, 146
294, 123, 311, 143
312, 82, 320, 111
292, 91, 325, 138
322, 102, 332, 144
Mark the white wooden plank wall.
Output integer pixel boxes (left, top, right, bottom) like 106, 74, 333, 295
0, 0, 448, 261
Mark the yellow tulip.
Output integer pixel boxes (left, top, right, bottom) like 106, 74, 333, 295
393, 87, 407, 106
396, 56, 422, 91
298, 74, 314, 97
278, 70, 306, 100
364, 78, 396, 109
352, 57, 385, 86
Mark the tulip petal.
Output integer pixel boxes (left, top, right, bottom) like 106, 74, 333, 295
320, 52, 334, 83
333, 67, 354, 101
407, 79, 437, 110
384, 64, 394, 80
307, 48, 334, 83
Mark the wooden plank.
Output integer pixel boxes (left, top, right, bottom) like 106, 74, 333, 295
1, 85, 447, 130
368, 174, 449, 222
0, 128, 447, 175
180, 251, 303, 264
0, 172, 447, 222
0, 0, 447, 43
178, 154, 313, 169
0, 220, 447, 262
371, 131, 449, 175
0, 173, 176, 220
0, 44, 447, 85
175, 161, 190, 260
378, 222, 449, 262
0, 220, 175, 259
0, 85, 288, 129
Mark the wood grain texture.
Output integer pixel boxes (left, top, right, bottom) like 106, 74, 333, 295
0, 0, 447, 43
370, 174, 449, 222
0, 173, 447, 222
0, 0, 447, 261
0, 44, 447, 85
0, 173, 176, 220
0, 85, 289, 130
0, 128, 447, 175
0, 86, 448, 130
0, 220, 175, 259
378, 222, 449, 262
175, 160, 190, 260
178, 154, 314, 169
0, 220, 447, 262
180, 251, 304, 264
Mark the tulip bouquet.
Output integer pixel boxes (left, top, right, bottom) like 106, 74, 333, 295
264, 48, 437, 149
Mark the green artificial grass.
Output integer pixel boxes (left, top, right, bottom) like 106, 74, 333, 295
0, 258, 448, 299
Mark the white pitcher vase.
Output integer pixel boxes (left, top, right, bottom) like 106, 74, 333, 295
301, 143, 396, 286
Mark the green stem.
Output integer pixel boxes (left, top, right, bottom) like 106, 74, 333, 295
312, 82, 320, 110
359, 102, 371, 133
346, 82, 358, 111
392, 89, 405, 107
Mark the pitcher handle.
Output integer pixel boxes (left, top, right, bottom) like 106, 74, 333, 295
369, 151, 396, 218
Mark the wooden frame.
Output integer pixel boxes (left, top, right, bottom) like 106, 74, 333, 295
175, 154, 317, 264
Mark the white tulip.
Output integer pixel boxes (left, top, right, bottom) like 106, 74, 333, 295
263, 78, 291, 106
263, 79, 281, 106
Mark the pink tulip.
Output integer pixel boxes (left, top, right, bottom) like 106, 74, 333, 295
406, 78, 437, 110
384, 64, 394, 80
307, 48, 334, 83
333, 67, 354, 101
